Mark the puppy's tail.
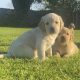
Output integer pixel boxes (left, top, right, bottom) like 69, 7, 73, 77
0, 54, 7, 58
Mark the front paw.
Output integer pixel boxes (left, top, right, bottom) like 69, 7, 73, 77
54, 52, 61, 57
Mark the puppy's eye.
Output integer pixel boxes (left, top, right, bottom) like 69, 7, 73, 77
55, 21, 58, 24
46, 22, 49, 25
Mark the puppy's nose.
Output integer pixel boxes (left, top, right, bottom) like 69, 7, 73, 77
61, 36, 65, 42
50, 27, 55, 33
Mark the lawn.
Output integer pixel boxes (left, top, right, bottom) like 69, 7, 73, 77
0, 27, 80, 80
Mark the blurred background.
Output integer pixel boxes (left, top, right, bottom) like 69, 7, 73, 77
0, 0, 80, 28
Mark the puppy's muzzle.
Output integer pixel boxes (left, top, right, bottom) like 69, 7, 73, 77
50, 27, 55, 33
61, 36, 66, 42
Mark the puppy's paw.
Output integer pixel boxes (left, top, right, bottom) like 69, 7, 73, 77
54, 52, 61, 58
63, 54, 70, 58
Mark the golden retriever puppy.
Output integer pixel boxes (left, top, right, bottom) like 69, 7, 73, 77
0, 13, 64, 61
52, 24, 79, 57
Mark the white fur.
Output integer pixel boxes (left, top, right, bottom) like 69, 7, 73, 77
0, 13, 64, 61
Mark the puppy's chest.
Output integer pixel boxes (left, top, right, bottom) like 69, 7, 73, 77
45, 35, 57, 48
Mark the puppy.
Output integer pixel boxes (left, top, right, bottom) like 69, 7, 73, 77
0, 13, 64, 61
52, 24, 79, 57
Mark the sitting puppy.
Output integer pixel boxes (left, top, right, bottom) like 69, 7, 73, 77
52, 24, 79, 57
0, 13, 64, 61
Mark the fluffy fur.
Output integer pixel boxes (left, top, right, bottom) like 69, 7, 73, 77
52, 25, 79, 57
0, 13, 64, 61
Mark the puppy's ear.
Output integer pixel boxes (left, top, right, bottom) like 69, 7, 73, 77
59, 16, 64, 30
38, 17, 46, 32
70, 34, 74, 41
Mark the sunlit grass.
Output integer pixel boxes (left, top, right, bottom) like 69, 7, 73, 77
0, 27, 80, 80
0, 27, 30, 52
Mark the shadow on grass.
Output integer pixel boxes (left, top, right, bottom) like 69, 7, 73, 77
76, 42, 80, 49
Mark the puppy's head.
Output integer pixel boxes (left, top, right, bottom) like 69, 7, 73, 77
57, 26, 74, 45
38, 13, 64, 34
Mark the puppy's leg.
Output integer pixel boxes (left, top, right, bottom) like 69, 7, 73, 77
37, 45, 46, 61
38, 49, 46, 61
63, 54, 70, 58
33, 49, 38, 59
54, 52, 61, 57
7, 45, 34, 58
46, 47, 52, 57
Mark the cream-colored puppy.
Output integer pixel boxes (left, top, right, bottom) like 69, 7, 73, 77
52, 24, 79, 57
0, 13, 64, 61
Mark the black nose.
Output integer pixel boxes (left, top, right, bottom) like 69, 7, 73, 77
61, 36, 65, 42
50, 27, 55, 33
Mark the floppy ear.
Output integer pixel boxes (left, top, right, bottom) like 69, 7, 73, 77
70, 34, 74, 41
38, 17, 46, 32
59, 16, 64, 30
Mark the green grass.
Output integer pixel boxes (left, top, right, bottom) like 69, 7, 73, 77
0, 27, 80, 80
